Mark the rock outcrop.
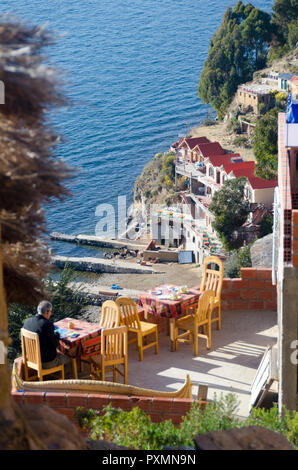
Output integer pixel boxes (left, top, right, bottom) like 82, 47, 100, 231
250, 233, 273, 268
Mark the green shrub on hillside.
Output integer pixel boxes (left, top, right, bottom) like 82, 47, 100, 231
134, 150, 178, 205
198, 1, 273, 119
233, 136, 251, 148
224, 245, 252, 279
259, 213, 274, 238
253, 107, 278, 180
228, 115, 242, 134
209, 177, 250, 250
268, 0, 298, 62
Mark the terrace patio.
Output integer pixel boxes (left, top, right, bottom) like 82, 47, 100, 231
60, 306, 277, 420
13, 268, 279, 424
122, 308, 278, 419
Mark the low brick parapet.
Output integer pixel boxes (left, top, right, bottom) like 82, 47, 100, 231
11, 389, 204, 429
221, 267, 277, 311
11, 356, 202, 429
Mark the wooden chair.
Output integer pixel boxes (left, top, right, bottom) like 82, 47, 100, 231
116, 297, 158, 361
173, 290, 215, 356
21, 328, 64, 381
199, 255, 224, 330
99, 300, 121, 328
81, 326, 128, 384
80, 300, 120, 374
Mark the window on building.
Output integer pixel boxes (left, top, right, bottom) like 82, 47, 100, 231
209, 166, 214, 178
246, 187, 252, 200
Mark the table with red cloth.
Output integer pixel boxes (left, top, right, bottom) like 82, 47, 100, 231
54, 317, 102, 378
138, 285, 201, 351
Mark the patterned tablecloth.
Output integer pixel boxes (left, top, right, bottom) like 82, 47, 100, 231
54, 317, 102, 359
138, 285, 201, 319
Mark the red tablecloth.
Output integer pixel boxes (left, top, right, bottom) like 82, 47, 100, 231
54, 317, 102, 359
138, 285, 201, 319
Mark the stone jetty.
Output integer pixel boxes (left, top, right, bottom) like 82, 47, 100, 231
67, 282, 143, 306
52, 255, 154, 274
50, 232, 147, 251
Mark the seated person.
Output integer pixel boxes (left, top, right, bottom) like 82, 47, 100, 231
23, 300, 73, 378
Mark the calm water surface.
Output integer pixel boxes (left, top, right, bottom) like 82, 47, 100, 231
0, 0, 272, 257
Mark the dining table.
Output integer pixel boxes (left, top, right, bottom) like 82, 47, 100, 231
138, 285, 201, 351
54, 317, 102, 379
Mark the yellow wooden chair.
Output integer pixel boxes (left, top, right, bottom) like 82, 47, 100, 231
80, 300, 120, 374
174, 290, 215, 356
21, 328, 64, 381
116, 297, 158, 361
81, 326, 128, 384
198, 255, 224, 330
99, 300, 121, 328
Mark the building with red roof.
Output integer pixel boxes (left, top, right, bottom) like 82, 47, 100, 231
174, 133, 278, 262
176, 136, 227, 163
195, 141, 225, 159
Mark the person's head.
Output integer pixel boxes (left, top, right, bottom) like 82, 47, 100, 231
37, 300, 52, 319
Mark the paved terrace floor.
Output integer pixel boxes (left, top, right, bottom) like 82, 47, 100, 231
89, 308, 278, 420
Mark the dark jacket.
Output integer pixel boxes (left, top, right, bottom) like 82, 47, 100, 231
23, 314, 60, 363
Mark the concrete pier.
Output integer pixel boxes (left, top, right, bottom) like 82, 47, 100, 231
52, 255, 154, 274
67, 282, 143, 306
50, 232, 147, 251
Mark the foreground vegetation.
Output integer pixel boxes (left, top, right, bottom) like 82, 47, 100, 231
76, 393, 298, 450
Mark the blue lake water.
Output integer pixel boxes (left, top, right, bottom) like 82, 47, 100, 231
0, 0, 272, 257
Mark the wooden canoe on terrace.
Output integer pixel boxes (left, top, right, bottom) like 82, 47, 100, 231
12, 362, 195, 399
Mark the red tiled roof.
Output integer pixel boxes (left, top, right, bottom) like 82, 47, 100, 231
251, 205, 269, 224
179, 137, 210, 150
223, 161, 255, 175
229, 163, 278, 189
247, 175, 278, 189
290, 75, 298, 83
196, 142, 225, 157
207, 154, 241, 168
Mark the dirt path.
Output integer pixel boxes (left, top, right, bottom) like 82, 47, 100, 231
189, 121, 255, 162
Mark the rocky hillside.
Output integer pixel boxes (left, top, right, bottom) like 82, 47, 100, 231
134, 151, 186, 208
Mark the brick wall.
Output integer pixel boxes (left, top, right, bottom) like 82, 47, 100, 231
11, 357, 202, 429
221, 267, 277, 311
141, 267, 277, 333
292, 210, 298, 266
11, 389, 202, 430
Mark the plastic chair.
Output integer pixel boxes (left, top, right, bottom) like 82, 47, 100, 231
21, 328, 64, 381
173, 290, 215, 356
116, 297, 158, 361
81, 326, 128, 384
99, 300, 121, 328
198, 256, 224, 330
